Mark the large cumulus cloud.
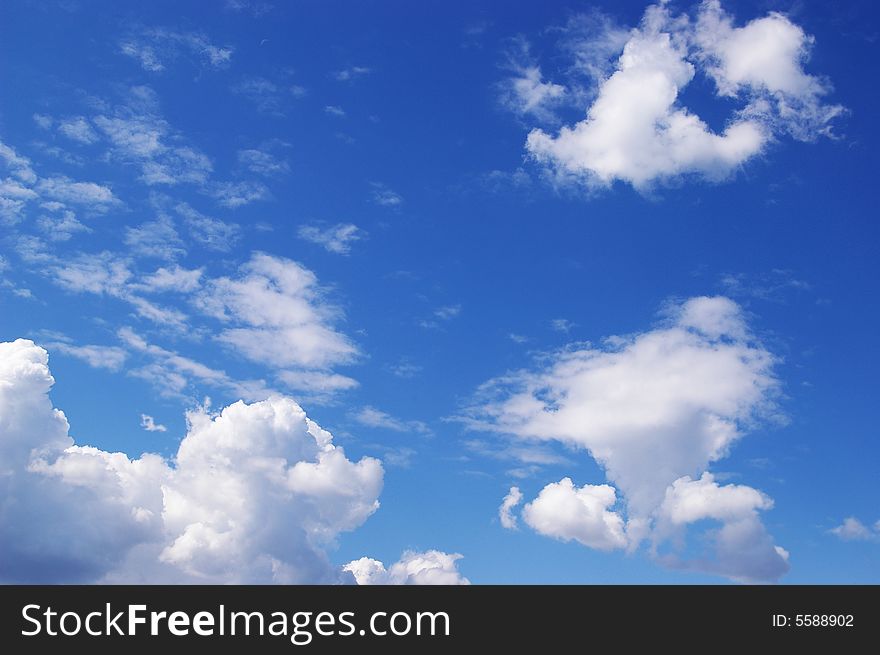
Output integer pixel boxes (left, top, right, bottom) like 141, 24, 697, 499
469, 297, 790, 582
0, 338, 385, 583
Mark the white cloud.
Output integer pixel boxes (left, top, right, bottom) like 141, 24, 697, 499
277, 370, 359, 396
175, 203, 241, 252
36, 209, 91, 241
138, 265, 203, 293
694, 1, 844, 141
371, 182, 403, 207
499, 39, 566, 122
499, 486, 523, 529
36, 176, 115, 207
550, 318, 574, 333
58, 117, 99, 144
344, 551, 469, 585
465, 296, 788, 581
324, 105, 346, 118
298, 223, 364, 255
124, 214, 185, 260
140, 414, 167, 432
51, 251, 132, 295
91, 87, 213, 188
333, 66, 371, 82
523, 478, 627, 550
238, 148, 290, 176
119, 327, 266, 400
653, 473, 788, 583
120, 29, 233, 72
120, 41, 164, 71
830, 517, 878, 542
208, 180, 269, 208
41, 341, 128, 371
0, 339, 384, 583
523, 2, 842, 190
353, 406, 430, 435
197, 252, 358, 371
0, 140, 37, 183
232, 77, 304, 115
434, 305, 461, 320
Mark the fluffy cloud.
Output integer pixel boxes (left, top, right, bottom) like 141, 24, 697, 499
830, 517, 879, 542
523, 478, 627, 550
197, 252, 359, 371
140, 414, 167, 432
499, 486, 523, 529
468, 296, 789, 581
344, 551, 470, 585
0, 339, 384, 583
653, 473, 788, 583
522, 2, 842, 190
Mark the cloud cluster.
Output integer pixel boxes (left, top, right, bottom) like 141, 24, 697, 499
0, 339, 383, 583
344, 551, 470, 585
120, 28, 233, 73
1, 139, 115, 226
467, 296, 790, 582
520, 1, 843, 190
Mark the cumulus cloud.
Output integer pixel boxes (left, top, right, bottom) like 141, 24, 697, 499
467, 296, 789, 582
298, 223, 364, 255
523, 478, 627, 550
653, 473, 788, 583
499, 486, 523, 529
344, 551, 470, 585
521, 1, 843, 190
0, 339, 384, 583
830, 517, 879, 542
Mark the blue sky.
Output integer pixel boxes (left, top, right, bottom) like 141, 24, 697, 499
0, 0, 877, 584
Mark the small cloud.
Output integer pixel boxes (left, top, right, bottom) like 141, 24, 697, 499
333, 66, 371, 82
387, 360, 422, 379
509, 333, 529, 344
370, 182, 403, 207
353, 406, 431, 435
140, 414, 168, 432
238, 148, 290, 176
551, 318, 575, 333
499, 486, 523, 529
298, 222, 364, 255
829, 517, 879, 542
324, 105, 346, 118
58, 117, 99, 144
434, 305, 461, 320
